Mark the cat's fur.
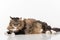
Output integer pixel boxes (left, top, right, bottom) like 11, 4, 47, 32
36, 21, 52, 33
23, 19, 42, 34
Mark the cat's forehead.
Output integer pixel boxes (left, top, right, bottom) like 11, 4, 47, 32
12, 18, 19, 20
11, 17, 20, 22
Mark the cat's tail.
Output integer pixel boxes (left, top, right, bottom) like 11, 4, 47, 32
51, 28, 60, 32
51, 28, 60, 34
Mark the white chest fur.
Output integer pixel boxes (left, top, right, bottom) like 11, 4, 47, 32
12, 26, 17, 31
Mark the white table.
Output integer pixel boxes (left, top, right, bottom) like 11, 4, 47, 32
0, 32, 60, 40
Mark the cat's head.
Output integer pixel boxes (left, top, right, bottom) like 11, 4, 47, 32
8, 16, 24, 32
10, 16, 21, 27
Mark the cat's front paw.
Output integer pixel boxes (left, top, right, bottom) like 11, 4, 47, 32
11, 33, 15, 37
46, 31, 51, 34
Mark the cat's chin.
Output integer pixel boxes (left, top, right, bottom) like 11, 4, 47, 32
13, 30, 20, 32
9, 29, 20, 32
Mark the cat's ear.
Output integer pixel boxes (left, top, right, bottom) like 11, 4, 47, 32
10, 16, 13, 19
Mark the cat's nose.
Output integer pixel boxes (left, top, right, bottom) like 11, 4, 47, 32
14, 24, 18, 26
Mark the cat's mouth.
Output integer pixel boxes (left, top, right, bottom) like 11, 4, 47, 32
10, 28, 19, 32
9, 26, 19, 32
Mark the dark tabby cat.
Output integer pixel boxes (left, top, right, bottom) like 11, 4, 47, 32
7, 17, 60, 35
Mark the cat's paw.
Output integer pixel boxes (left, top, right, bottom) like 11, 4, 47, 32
46, 31, 51, 34
11, 33, 15, 37
51, 30, 56, 34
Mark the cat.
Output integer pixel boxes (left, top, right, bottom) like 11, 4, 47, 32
7, 17, 60, 35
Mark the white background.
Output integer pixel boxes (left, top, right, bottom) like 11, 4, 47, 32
0, 0, 60, 40
0, 0, 60, 32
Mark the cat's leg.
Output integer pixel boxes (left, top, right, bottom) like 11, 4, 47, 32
14, 30, 25, 35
